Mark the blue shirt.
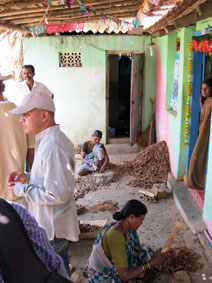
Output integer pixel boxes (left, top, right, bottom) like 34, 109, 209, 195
0, 202, 68, 282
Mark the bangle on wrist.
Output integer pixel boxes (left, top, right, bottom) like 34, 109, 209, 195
154, 265, 162, 271
147, 262, 151, 270
141, 264, 150, 273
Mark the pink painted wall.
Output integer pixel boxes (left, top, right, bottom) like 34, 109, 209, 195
155, 42, 176, 176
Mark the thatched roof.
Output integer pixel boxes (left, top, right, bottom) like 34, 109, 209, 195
0, 0, 179, 35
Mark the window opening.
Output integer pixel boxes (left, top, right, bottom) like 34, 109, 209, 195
59, 52, 82, 67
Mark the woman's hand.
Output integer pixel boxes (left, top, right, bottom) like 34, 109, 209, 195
99, 166, 105, 173
90, 162, 98, 171
160, 264, 174, 275
149, 251, 167, 268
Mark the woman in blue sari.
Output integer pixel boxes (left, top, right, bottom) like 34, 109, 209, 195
77, 130, 109, 176
88, 200, 167, 283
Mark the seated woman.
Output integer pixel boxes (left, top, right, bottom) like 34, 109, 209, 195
88, 199, 167, 283
77, 130, 109, 176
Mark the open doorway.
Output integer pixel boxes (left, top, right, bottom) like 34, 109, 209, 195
107, 53, 144, 145
187, 52, 212, 210
108, 55, 131, 138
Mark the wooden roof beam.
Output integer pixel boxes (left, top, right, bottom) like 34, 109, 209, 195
145, 0, 207, 34
0, 22, 27, 32
0, 0, 138, 11
150, 0, 212, 36
9, 9, 137, 26
0, 0, 43, 10
0, 2, 138, 20
46, 12, 137, 24
160, 0, 181, 5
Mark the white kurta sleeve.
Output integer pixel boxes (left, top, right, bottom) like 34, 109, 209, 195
14, 148, 75, 206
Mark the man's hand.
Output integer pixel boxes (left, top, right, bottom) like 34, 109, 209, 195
8, 185, 17, 197
8, 171, 27, 185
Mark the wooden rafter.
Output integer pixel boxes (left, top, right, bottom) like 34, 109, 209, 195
0, 0, 183, 34
0, 0, 143, 30
0, 1, 138, 20
145, 0, 212, 36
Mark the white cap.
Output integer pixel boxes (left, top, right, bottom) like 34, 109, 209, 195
10, 91, 55, 115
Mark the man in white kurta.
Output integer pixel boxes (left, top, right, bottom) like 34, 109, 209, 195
13, 64, 53, 105
0, 74, 34, 202
8, 91, 80, 276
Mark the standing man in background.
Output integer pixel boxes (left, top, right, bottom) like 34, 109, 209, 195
8, 91, 80, 276
13, 64, 54, 105
0, 73, 34, 202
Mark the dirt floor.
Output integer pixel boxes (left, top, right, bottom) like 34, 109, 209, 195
70, 144, 212, 283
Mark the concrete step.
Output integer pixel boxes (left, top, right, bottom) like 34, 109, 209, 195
75, 143, 141, 158
167, 177, 206, 235
167, 175, 212, 263
108, 138, 130, 144
105, 143, 141, 155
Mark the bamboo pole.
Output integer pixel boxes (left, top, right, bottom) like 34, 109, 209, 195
51, 6, 138, 18
47, 11, 136, 22
11, 9, 136, 25
9, 6, 137, 25
20, 11, 136, 27
0, 23, 28, 33
0, 0, 137, 12
0, 0, 43, 9
0, 3, 138, 21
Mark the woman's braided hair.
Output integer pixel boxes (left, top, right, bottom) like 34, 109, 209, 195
113, 199, 147, 221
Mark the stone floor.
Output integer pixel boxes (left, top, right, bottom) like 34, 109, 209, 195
70, 144, 212, 283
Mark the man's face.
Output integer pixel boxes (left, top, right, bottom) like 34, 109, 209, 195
20, 109, 44, 135
22, 67, 35, 83
0, 81, 5, 93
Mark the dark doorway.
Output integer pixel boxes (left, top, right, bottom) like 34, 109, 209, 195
108, 55, 131, 138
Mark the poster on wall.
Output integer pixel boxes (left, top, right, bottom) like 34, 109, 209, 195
170, 51, 180, 112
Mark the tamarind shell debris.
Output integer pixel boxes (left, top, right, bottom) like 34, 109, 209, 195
164, 247, 202, 272
79, 223, 102, 233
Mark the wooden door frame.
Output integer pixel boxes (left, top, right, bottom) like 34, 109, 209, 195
186, 51, 205, 173
105, 51, 144, 143
130, 53, 145, 146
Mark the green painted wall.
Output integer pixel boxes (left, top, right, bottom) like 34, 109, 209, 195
196, 17, 212, 30
157, 27, 194, 178
23, 35, 144, 145
156, 17, 212, 233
